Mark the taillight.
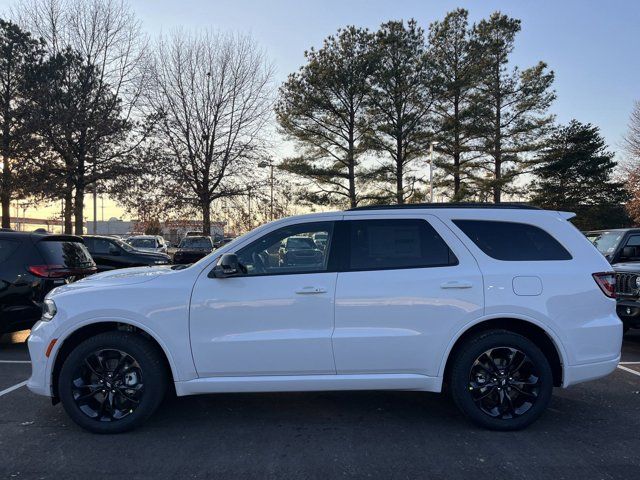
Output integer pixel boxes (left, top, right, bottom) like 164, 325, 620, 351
28, 265, 68, 278
593, 272, 616, 298
28, 265, 96, 278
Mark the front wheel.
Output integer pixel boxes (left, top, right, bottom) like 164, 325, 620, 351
449, 330, 553, 431
58, 331, 168, 434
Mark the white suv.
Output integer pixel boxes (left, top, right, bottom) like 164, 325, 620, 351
27, 204, 622, 433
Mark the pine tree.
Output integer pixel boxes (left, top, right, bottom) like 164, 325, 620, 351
365, 19, 434, 204
276, 26, 376, 208
0, 19, 43, 228
429, 9, 482, 201
532, 120, 627, 210
472, 12, 555, 202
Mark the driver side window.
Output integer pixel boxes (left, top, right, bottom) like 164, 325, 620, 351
237, 222, 334, 276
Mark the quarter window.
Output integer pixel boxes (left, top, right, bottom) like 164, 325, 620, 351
453, 220, 572, 261
347, 219, 457, 271
0, 239, 19, 263
236, 222, 334, 276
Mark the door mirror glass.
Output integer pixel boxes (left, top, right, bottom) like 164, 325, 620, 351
211, 253, 243, 278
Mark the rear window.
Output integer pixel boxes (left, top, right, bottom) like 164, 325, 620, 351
180, 237, 212, 248
129, 238, 158, 248
348, 219, 457, 271
36, 239, 95, 268
0, 239, 20, 263
453, 220, 572, 261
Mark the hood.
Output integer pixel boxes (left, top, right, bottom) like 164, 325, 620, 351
613, 263, 640, 273
176, 247, 211, 254
130, 249, 170, 260
48, 266, 173, 296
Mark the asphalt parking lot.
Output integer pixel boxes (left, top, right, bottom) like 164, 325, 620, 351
0, 331, 639, 480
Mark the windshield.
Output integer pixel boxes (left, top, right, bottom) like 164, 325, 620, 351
589, 231, 624, 256
179, 237, 212, 248
113, 238, 135, 252
129, 238, 157, 248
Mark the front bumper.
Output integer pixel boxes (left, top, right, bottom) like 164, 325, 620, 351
616, 299, 640, 327
26, 321, 51, 396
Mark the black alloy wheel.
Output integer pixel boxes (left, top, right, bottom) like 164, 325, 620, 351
450, 330, 553, 431
468, 347, 540, 419
58, 331, 167, 434
71, 348, 144, 422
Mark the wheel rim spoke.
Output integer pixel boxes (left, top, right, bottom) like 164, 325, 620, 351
72, 348, 144, 422
468, 346, 540, 420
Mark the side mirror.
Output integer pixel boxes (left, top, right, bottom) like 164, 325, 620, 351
109, 246, 121, 256
210, 253, 243, 278
622, 246, 636, 259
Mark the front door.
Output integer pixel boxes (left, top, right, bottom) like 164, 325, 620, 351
189, 219, 340, 377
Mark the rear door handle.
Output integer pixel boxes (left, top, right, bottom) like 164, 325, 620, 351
295, 286, 327, 295
440, 281, 473, 289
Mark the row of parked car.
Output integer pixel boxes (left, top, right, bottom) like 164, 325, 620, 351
0, 230, 223, 334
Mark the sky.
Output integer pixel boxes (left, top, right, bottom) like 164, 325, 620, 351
2, 0, 639, 222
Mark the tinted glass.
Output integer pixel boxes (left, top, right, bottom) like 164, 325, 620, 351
130, 238, 157, 248
348, 219, 456, 271
453, 220, 572, 261
0, 239, 20, 263
237, 222, 333, 276
589, 231, 624, 255
37, 240, 94, 267
625, 235, 640, 247
179, 237, 212, 248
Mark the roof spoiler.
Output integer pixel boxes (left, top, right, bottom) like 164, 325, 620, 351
557, 211, 576, 220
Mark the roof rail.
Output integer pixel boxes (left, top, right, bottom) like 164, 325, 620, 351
346, 202, 541, 211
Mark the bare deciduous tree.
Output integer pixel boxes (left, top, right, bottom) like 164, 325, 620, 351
624, 100, 640, 161
146, 30, 273, 234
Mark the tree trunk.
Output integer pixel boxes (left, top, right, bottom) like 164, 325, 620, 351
347, 127, 357, 208
453, 94, 461, 199
1, 165, 10, 229
396, 136, 404, 204
74, 184, 84, 235
64, 188, 73, 234
202, 200, 211, 235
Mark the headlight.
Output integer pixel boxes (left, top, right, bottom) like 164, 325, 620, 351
153, 260, 168, 264
42, 298, 57, 321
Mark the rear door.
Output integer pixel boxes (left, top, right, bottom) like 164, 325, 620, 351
332, 214, 484, 377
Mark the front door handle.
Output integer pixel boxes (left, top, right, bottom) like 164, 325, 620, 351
295, 286, 327, 295
440, 280, 473, 289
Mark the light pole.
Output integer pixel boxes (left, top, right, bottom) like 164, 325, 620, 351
429, 142, 439, 203
258, 159, 275, 221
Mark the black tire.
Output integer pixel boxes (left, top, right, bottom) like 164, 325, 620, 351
58, 331, 168, 434
449, 329, 553, 431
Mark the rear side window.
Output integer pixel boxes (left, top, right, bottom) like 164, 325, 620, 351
348, 219, 457, 271
36, 240, 95, 268
0, 239, 20, 263
453, 220, 572, 261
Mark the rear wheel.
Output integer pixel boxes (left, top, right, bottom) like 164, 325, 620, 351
58, 331, 167, 434
450, 330, 553, 431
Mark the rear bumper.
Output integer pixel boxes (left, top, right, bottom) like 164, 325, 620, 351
563, 354, 620, 388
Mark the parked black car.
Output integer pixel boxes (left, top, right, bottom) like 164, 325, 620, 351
0, 231, 96, 334
82, 235, 171, 272
586, 228, 640, 332
173, 236, 214, 264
